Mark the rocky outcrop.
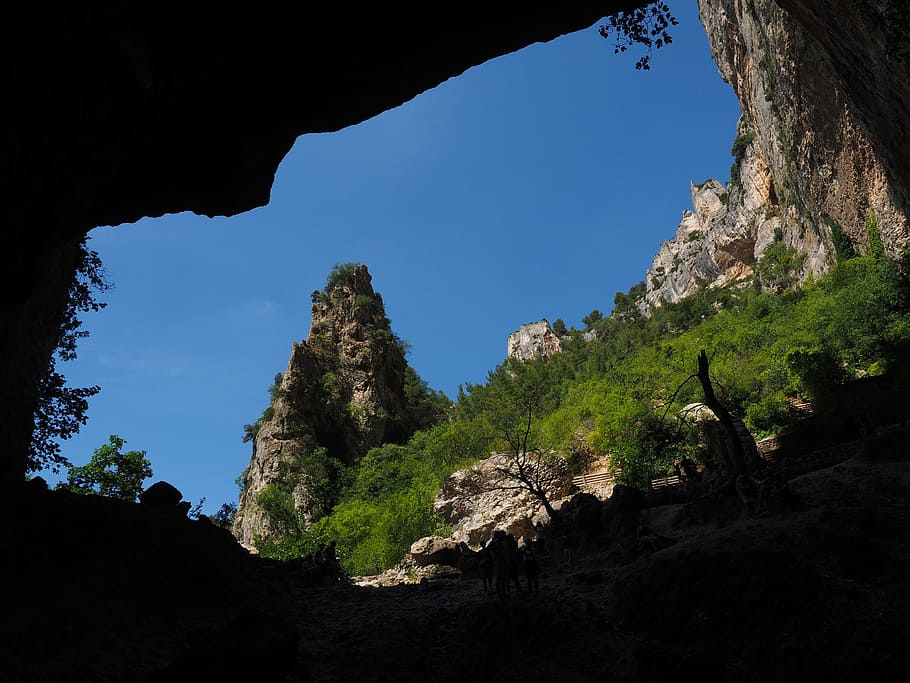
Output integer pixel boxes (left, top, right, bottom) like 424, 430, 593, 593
507, 320, 562, 361
234, 265, 424, 546
641, 0, 910, 309
434, 452, 576, 546
410, 536, 461, 567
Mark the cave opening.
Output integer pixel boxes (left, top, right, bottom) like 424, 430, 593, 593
29, 5, 738, 514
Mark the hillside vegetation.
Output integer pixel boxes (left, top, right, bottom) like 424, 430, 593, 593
258, 227, 910, 576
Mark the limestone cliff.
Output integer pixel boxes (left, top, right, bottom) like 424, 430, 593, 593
642, 0, 910, 309
507, 320, 563, 361
234, 265, 430, 546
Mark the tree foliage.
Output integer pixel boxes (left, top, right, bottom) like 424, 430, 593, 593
211, 502, 237, 528
29, 239, 111, 474
754, 229, 805, 293
57, 434, 153, 502
599, 1, 679, 70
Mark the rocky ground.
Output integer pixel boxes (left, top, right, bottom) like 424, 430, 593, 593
3, 427, 909, 682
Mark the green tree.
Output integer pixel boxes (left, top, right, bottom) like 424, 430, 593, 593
479, 359, 562, 519
325, 262, 360, 291
754, 230, 805, 293
30, 239, 111, 474
582, 309, 604, 329
865, 210, 886, 260
612, 282, 646, 322
211, 502, 237, 528
57, 435, 153, 502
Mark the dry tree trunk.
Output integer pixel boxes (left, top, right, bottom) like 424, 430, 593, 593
696, 350, 760, 477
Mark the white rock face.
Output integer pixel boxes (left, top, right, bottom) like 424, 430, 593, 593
433, 452, 576, 547
639, 0, 909, 311
507, 320, 562, 361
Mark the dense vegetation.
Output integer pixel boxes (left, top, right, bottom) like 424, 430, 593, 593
30, 239, 110, 474
257, 227, 910, 576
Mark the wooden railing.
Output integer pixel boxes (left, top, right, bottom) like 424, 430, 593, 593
649, 474, 683, 491
573, 467, 682, 493
572, 469, 620, 489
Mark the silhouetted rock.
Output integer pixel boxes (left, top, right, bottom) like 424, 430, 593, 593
410, 536, 460, 567
601, 484, 645, 537
558, 492, 603, 537
414, 563, 462, 585
140, 480, 185, 510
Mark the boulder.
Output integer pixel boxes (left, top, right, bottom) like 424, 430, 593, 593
140, 481, 185, 512
601, 484, 645, 537
558, 492, 603, 537
413, 563, 461, 586
434, 452, 576, 546
410, 536, 460, 567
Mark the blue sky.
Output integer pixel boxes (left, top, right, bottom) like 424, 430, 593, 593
44, 3, 740, 513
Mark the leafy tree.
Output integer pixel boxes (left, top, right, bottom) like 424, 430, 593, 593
551, 318, 568, 336
582, 309, 604, 328
865, 210, 886, 260
211, 502, 237, 529
599, 2, 679, 70
325, 262, 360, 291
754, 230, 805, 293
57, 434, 153, 502
829, 220, 856, 262
476, 359, 563, 519
256, 481, 300, 535
612, 282, 646, 322
29, 239, 111, 474
402, 366, 451, 430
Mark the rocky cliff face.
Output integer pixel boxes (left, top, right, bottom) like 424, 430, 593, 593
507, 320, 563, 361
234, 265, 418, 546
642, 0, 910, 309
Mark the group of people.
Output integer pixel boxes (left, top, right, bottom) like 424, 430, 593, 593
475, 528, 542, 599
675, 456, 794, 518
292, 540, 345, 584
735, 468, 793, 516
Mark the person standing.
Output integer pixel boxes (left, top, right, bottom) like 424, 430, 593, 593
534, 521, 547, 556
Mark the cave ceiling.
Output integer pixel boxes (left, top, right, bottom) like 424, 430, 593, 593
3, 2, 645, 248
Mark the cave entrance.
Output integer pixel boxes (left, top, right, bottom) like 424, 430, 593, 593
40, 3, 740, 515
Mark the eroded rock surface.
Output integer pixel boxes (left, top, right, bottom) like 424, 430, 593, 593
641, 0, 910, 309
